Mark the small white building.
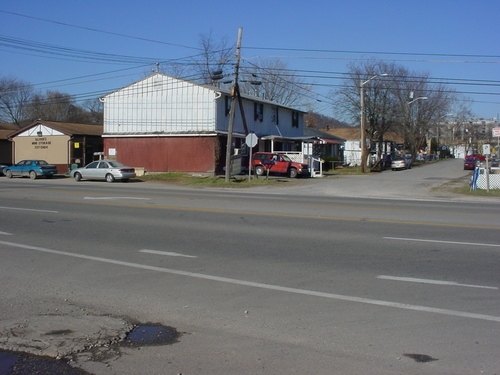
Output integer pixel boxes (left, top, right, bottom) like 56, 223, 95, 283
100, 73, 306, 175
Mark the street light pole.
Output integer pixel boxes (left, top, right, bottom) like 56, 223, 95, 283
360, 73, 387, 173
407, 96, 428, 156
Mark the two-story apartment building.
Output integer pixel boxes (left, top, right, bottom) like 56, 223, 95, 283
100, 73, 307, 175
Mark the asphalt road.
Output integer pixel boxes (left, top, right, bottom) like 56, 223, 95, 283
1, 159, 499, 375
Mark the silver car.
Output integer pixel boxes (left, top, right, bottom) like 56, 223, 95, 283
391, 157, 410, 171
71, 160, 136, 182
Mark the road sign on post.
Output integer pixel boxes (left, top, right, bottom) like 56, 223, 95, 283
483, 144, 491, 155
492, 127, 500, 137
245, 133, 258, 148
246, 133, 258, 181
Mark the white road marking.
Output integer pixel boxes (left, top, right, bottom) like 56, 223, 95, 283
377, 275, 498, 290
0, 206, 58, 213
84, 197, 150, 200
0, 231, 12, 236
384, 236, 500, 248
1, 239, 500, 323
140, 249, 197, 258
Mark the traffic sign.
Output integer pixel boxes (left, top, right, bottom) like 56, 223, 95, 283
492, 127, 500, 137
246, 133, 258, 148
483, 144, 491, 155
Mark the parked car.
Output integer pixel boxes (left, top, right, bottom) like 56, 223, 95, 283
391, 157, 411, 171
467, 153, 486, 161
463, 157, 478, 170
0, 163, 7, 176
70, 160, 136, 182
252, 152, 309, 178
3, 160, 57, 179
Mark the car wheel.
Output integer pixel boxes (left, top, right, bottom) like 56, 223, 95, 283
106, 173, 115, 183
289, 168, 298, 178
29, 171, 37, 180
74, 172, 82, 182
255, 165, 264, 176
5, 170, 12, 178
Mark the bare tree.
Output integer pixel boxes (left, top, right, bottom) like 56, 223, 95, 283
80, 98, 103, 124
334, 60, 456, 164
334, 60, 400, 165
0, 76, 34, 126
27, 91, 77, 122
242, 59, 311, 107
193, 30, 234, 85
392, 72, 454, 159
192, 32, 310, 108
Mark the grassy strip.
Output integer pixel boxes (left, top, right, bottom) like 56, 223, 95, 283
139, 172, 285, 188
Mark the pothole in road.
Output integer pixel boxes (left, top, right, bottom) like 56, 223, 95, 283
122, 323, 180, 347
0, 321, 180, 375
403, 353, 439, 363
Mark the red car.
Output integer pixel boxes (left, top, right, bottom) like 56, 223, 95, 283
252, 152, 309, 178
463, 157, 479, 170
464, 154, 486, 170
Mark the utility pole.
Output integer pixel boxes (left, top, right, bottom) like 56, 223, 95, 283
225, 27, 243, 183
360, 79, 366, 173
359, 74, 387, 173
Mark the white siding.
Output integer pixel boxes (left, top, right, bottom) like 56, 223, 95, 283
344, 140, 361, 166
103, 74, 217, 134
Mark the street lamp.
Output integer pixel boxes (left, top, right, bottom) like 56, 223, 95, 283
408, 96, 428, 105
360, 73, 387, 173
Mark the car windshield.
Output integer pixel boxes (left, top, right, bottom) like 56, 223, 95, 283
280, 155, 292, 162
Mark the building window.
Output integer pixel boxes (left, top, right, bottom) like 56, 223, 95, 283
254, 103, 263, 122
272, 107, 279, 125
225, 96, 231, 116
292, 111, 299, 128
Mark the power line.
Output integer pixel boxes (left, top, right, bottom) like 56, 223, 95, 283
0, 10, 200, 51
244, 46, 500, 60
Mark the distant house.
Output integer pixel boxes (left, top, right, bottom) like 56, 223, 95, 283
7, 120, 103, 173
303, 127, 345, 159
324, 127, 403, 167
100, 73, 307, 175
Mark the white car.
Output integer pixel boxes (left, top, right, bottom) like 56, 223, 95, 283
391, 157, 410, 171
70, 160, 136, 182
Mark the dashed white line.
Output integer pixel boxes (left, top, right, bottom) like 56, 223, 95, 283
377, 275, 498, 290
140, 249, 197, 258
1, 239, 500, 323
84, 197, 150, 200
384, 236, 500, 248
0, 206, 58, 213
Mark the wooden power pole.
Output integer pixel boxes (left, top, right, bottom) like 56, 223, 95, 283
225, 27, 243, 183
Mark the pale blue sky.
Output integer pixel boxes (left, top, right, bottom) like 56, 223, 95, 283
1, 0, 498, 120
